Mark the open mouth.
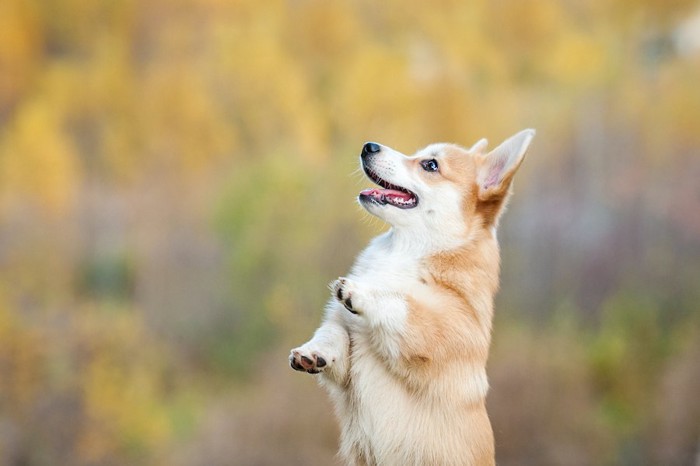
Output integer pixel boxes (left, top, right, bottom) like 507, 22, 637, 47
360, 166, 418, 209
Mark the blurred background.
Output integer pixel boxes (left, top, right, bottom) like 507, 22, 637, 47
1, 0, 699, 464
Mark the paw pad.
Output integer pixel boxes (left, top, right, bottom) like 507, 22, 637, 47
289, 350, 328, 374
333, 278, 356, 314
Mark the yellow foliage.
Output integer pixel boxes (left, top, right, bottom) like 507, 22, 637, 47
0, 97, 80, 217
544, 32, 609, 86
0, 287, 173, 463
0, 0, 42, 109
78, 310, 171, 462
0, 297, 43, 415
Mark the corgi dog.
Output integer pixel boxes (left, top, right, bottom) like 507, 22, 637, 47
290, 129, 535, 466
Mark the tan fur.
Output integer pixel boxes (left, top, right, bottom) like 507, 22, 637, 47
291, 130, 535, 466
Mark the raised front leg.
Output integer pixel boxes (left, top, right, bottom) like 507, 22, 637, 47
332, 277, 409, 368
289, 305, 350, 386
332, 277, 489, 387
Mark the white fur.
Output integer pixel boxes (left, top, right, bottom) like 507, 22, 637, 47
358, 143, 470, 254
302, 233, 488, 466
290, 132, 534, 465
291, 147, 471, 465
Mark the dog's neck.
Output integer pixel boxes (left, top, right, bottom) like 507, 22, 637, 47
383, 223, 482, 258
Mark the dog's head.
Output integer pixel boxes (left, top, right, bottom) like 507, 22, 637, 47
358, 129, 535, 247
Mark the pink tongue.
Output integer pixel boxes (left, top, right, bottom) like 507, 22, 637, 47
383, 189, 412, 201
360, 188, 411, 201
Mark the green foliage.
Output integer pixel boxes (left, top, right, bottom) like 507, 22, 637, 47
589, 293, 666, 433
80, 250, 134, 302
211, 153, 369, 375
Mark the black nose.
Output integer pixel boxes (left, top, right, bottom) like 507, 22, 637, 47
361, 142, 381, 158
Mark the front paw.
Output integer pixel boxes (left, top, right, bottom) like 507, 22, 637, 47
332, 277, 357, 314
289, 346, 330, 374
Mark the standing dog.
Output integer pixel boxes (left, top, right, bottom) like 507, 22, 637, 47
290, 129, 535, 465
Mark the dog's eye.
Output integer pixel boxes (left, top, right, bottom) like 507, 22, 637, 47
421, 159, 439, 172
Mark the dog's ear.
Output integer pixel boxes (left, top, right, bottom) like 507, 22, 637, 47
469, 138, 489, 154
476, 129, 535, 201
